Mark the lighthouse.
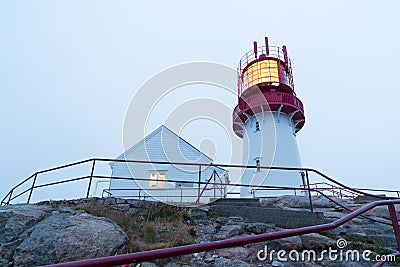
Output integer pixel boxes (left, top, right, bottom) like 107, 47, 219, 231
232, 37, 306, 197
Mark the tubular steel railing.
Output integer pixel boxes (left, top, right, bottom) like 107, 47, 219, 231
310, 182, 400, 199
2, 158, 400, 208
102, 168, 225, 202
195, 169, 224, 203
40, 199, 400, 267
310, 182, 359, 199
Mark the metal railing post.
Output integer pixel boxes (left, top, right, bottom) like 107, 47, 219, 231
7, 189, 14, 205
305, 170, 313, 212
27, 174, 38, 204
213, 170, 216, 199
86, 160, 96, 198
197, 165, 201, 204
388, 204, 400, 251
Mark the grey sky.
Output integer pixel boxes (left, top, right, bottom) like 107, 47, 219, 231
1, 1, 400, 200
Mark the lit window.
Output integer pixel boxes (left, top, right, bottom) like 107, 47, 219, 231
149, 172, 166, 187
158, 172, 165, 187
149, 172, 157, 187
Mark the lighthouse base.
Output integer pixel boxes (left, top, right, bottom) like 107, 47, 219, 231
240, 112, 304, 198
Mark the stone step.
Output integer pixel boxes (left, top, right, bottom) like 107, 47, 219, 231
353, 194, 387, 204
210, 204, 324, 229
210, 198, 260, 207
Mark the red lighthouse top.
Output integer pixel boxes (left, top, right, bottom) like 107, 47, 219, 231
238, 37, 295, 96
233, 37, 305, 138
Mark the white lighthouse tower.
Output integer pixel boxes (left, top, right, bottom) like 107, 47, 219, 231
232, 37, 306, 197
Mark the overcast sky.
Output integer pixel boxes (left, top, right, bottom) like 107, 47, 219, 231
1, 1, 400, 202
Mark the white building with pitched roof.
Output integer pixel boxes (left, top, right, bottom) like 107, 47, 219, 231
108, 125, 228, 204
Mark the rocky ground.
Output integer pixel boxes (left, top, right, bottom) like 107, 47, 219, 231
0, 196, 399, 267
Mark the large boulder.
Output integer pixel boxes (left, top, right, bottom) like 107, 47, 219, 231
300, 233, 336, 250
363, 205, 400, 220
214, 257, 250, 267
0, 204, 52, 266
0, 204, 52, 244
13, 208, 127, 266
213, 223, 245, 240
244, 222, 274, 235
216, 246, 250, 261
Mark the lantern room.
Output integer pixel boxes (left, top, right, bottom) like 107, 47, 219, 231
238, 37, 294, 97
233, 37, 305, 139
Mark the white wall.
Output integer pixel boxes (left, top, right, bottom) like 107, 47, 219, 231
240, 111, 304, 197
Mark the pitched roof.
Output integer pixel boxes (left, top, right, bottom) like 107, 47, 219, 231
110, 125, 225, 171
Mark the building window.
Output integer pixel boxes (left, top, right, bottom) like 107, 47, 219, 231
149, 172, 157, 187
158, 172, 165, 187
255, 121, 260, 131
149, 172, 166, 187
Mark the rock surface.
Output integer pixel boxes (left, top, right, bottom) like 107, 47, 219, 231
0, 204, 52, 266
14, 208, 127, 266
0, 204, 127, 267
1, 196, 399, 267
260, 195, 353, 209
0, 204, 51, 244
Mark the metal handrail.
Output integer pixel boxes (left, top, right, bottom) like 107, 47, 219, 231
40, 199, 400, 267
310, 182, 400, 198
2, 158, 399, 206
310, 182, 358, 199
196, 170, 224, 203
102, 188, 218, 201
5, 171, 394, 227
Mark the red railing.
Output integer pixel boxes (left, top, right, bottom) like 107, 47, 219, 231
102, 187, 221, 201
310, 182, 359, 199
195, 169, 224, 203
310, 182, 400, 200
101, 170, 226, 202
233, 91, 304, 115
232, 91, 305, 137
40, 199, 400, 267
